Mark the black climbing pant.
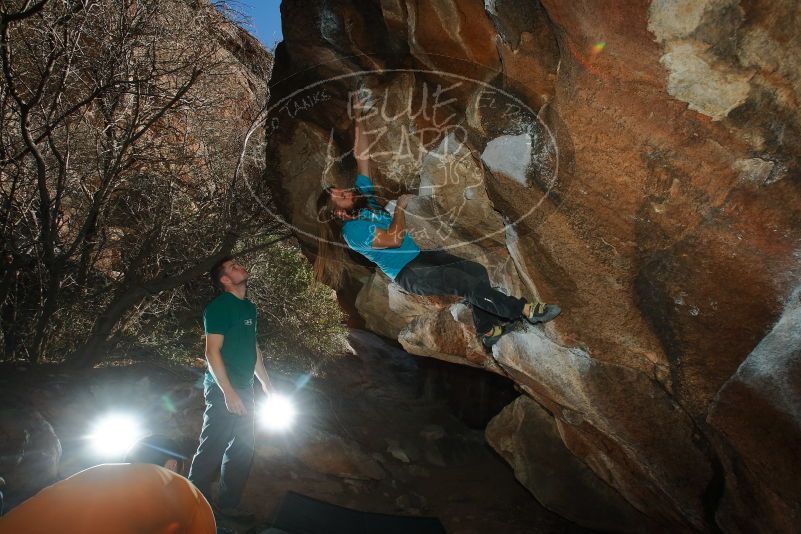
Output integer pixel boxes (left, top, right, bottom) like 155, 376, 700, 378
395, 249, 526, 335
188, 382, 255, 509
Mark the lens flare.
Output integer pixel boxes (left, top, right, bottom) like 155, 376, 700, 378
90, 414, 143, 456
259, 394, 296, 431
591, 41, 606, 54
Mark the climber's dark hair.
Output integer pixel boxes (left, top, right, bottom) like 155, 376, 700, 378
314, 183, 389, 288
124, 434, 188, 474
314, 188, 347, 288
209, 255, 233, 291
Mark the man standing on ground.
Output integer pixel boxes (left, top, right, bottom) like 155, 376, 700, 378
189, 257, 273, 521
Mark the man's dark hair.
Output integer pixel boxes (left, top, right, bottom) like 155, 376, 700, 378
125, 434, 188, 473
210, 255, 233, 291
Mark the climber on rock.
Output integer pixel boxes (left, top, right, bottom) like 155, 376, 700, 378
314, 92, 561, 349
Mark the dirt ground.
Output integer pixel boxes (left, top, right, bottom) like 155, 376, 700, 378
1, 330, 590, 533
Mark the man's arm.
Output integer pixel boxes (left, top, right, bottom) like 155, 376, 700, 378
353, 95, 371, 177
254, 346, 273, 396
371, 194, 414, 248
205, 334, 246, 415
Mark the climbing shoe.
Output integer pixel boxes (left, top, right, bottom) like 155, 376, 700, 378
523, 302, 561, 325
481, 324, 507, 349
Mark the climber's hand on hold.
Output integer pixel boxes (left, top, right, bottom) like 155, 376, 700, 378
350, 92, 362, 116
350, 90, 373, 116
396, 194, 416, 210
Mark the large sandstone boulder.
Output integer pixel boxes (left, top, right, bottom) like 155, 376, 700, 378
491, 325, 713, 529
486, 395, 651, 532
264, 0, 801, 531
707, 287, 801, 532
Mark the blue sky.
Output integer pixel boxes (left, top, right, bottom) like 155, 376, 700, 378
237, 0, 283, 49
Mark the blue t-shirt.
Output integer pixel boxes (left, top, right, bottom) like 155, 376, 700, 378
341, 174, 420, 279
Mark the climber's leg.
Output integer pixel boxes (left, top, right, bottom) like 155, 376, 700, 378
395, 251, 526, 331
439, 266, 526, 324
414, 250, 562, 326
396, 250, 502, 333
430, 252, 506, 333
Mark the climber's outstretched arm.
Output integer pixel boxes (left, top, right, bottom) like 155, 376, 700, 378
353, 95, 371, 177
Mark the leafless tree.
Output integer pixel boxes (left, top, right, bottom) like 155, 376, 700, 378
0, 0, 291, 367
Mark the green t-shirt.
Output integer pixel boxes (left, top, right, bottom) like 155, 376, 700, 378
203, 292, 258, 389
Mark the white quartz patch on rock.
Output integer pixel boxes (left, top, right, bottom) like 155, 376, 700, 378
481, 133, 532, 186
648, 0, 739, 42
660, 41, 752, 121
733, 157, 776, 185
648, 0, 753, 121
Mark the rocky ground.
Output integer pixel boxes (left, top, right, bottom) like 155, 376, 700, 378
0, 330, 589, 534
